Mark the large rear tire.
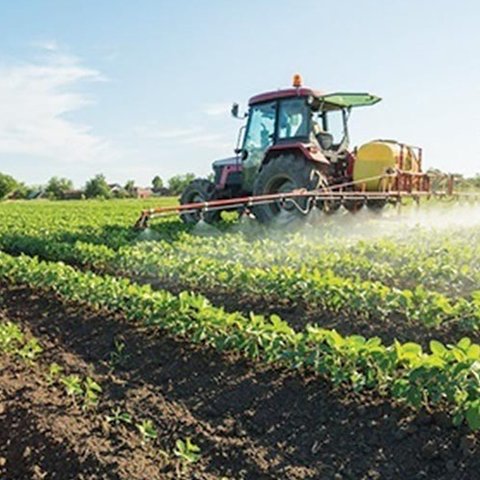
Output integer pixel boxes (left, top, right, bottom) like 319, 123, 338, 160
180, 179, 221, 225
252, 154, 325, 225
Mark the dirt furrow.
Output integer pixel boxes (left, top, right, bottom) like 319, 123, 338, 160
1, 283, 480, 479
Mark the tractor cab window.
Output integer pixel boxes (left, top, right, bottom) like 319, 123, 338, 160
243, 101, 276, 152
278, 98, 310, 139
241, 101, 276, 193
316, 109, 346, 145
325, 110, 345, 144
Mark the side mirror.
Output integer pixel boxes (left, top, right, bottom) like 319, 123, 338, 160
231, 102, 240, 118
234, 148, 248, 160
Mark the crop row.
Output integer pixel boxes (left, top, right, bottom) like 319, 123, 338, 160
120, 228, 480, 299
2, 202, 480, 298
2, 234, 480, 332
1, 251, 480, 430
0, 199, 186, 249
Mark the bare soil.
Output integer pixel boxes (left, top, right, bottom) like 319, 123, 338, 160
1, 284, 479, 480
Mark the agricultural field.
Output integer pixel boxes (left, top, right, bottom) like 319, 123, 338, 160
1, 198, 480, 479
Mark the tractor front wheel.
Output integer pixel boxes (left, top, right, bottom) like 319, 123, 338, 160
180, 179, 221, 225
252, 154, 325, 225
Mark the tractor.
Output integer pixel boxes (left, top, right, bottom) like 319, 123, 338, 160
136, 75, 431, 229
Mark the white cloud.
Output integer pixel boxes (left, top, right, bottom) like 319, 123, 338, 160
134, 125, 202, 140
135, 124, 231, 150
32, 39, 61, 52
203, 102, 231, 116
182, 133, 229, 149
0, 45, 116, 165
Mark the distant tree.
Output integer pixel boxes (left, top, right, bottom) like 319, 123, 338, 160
168, 173, 195, 195
456, 173, 480, 192
0, 173, 20, 199
124, 179, 136, 197
471, 174, 480, 189
45, 176, 73, 199
85, 174, 111, 199
152, 175, 164, 192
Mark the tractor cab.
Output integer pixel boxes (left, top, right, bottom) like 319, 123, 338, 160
135, 76, 433, 229
238, 76, 381, 192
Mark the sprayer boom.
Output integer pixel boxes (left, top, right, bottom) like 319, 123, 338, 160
134, 173, 479, 229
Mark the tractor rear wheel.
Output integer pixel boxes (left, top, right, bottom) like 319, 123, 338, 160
180, 179, 221, 225
252, 154, 325, 224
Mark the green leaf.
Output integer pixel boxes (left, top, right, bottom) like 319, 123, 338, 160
458, 338, 472, 351
466, 400, 480, 430
429, 340, 447, 357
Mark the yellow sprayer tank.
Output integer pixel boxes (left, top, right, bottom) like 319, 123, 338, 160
353, 140, 420, 191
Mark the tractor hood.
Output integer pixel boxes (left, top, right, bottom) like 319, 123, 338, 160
212, 157, 242, 189
212, 157, 239, 168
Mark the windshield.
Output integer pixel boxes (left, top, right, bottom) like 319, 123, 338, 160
243, 101, 276, 152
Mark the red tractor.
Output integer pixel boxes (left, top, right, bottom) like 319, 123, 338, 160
136, 75, 431, 228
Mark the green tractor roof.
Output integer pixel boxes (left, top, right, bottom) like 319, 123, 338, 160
249, 88, 381, 109
319, 92, 382, 110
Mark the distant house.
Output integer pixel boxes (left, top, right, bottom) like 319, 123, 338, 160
107, 183, 152, 199
109, 183, 132, 198
27, 189, 46, 200
108, 183, 125, 196
133, 187, 152, 199
152, 187, 170, 196
63, 189, 85, 200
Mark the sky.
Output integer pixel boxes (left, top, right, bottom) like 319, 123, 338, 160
0, 0, 479, 188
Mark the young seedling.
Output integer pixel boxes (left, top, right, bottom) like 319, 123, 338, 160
108, 338, 129, 369
136, 419, 157, 443
60, 374, 83, 399
174, 437, 202, 467
17, 337, 43, 362
105, 407, 132, 426
83, 377, 102, 409
46, 363, 64, 385
0, 321, 24, 354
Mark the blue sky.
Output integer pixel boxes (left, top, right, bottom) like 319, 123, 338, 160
0, 0, 479, 187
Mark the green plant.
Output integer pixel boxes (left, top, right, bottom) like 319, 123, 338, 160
83, 377, 102, 409
174, 437, 201, 465
17, 337, 43, 362
60, 374, 83, 398
105, 407, 132, 426
0, 321, 24, 354
136, 419, 157, 442
46, 362, 64, 384
108, 338, 129, 369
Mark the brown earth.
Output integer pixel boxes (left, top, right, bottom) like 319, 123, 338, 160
1, 283, 480, 480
